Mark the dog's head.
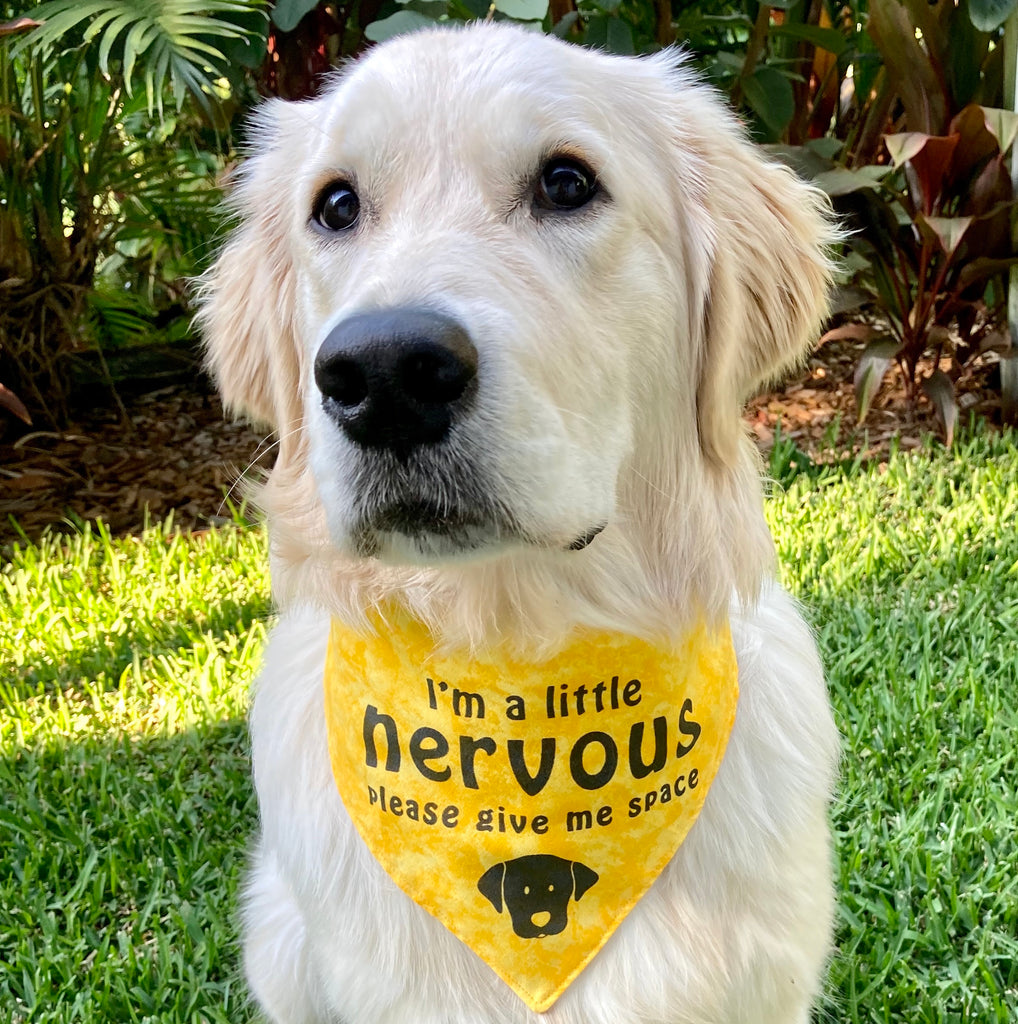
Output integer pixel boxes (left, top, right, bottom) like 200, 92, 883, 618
198, 25, 834, 627
478, 855, 598, 938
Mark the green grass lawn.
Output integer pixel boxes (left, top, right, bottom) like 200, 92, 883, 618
2, 432, 1017, 1022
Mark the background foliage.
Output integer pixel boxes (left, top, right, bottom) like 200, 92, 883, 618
0, 0, 259, 427
2, 0, 1017, 433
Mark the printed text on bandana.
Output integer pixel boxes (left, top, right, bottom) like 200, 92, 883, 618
362, 675, 705, 839
324, 619, 738, 1013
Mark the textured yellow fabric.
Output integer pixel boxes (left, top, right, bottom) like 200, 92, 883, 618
324, 615, 738, 1013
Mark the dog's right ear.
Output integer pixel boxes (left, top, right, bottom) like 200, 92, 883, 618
477, 862, 507, 913
195, 99, 306, 432
635, 53, 835, 469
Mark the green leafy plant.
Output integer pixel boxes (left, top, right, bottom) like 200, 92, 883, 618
671, 0, 856, 144
0, 0, 254, 429
818, 105, 1018, 441
251, 0, 551, 102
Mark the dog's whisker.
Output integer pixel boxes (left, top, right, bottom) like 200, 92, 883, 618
628, 467, 682, 507
215, 427, 303, 518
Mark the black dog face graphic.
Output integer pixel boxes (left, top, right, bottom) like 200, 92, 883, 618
477, 855, 599, 938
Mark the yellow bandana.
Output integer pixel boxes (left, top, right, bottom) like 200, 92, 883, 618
324, 616, 738, 1013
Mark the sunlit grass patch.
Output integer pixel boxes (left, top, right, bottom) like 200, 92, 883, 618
1, 520, 270, 1023
768, 429, 1018, 1023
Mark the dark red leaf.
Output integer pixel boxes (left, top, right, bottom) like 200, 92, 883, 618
1001, 353, 1018, 422
854, 338, 899, 423
916, 214, 973, 257
922, 370, 957, 446
819, 323, 880, 346
948, 105, 1003, 179
0, 383, 31, 425
0, 16, 41, 36
886, 133, 960, 214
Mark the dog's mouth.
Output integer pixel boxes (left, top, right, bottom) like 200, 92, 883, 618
366, 498, 484, 536
353, 498, 521, 559
353, 504, 605, 561
338, 446, 605, 562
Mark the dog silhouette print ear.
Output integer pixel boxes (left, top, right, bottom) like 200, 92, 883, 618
571, 861, 599, 901
477, 857, 601, 916
478, 862, 507, 913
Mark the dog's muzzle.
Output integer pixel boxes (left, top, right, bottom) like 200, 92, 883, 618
314, 306, 602, 556
314, 306, 478, 458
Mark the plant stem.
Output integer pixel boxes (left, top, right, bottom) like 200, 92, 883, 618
731, 3, 772, 107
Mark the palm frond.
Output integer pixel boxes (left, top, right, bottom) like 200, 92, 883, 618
16, 0, 262, 115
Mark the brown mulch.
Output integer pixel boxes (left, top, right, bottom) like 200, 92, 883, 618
745, 336, 1002, 456
0, 339, 1004, 550
0, 383, 275, 548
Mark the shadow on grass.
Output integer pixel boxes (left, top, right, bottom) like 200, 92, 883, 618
0, 717, 258, 1024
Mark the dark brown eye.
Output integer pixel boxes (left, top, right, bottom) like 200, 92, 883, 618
314, 182, 360, 232
536, 158, 597, 211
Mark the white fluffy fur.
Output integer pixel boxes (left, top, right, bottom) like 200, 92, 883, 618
198, 23, 840, 1024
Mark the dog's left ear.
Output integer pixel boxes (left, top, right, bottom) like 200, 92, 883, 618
478, 862, 507, 913
570, 861, 599, 901
677, 81, 837, 467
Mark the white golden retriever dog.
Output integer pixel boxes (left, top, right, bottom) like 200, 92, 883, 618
199, 22, 839, 1024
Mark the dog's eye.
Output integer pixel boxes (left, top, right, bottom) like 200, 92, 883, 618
536, 158, 597, 211
314, 182, 360, 232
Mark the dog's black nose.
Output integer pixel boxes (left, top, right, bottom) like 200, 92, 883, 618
314, 308, 478, 454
